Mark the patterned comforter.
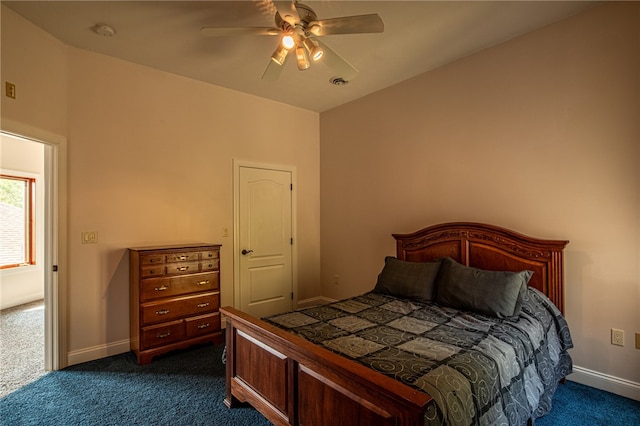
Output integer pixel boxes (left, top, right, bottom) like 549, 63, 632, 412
263, 287, 573, 426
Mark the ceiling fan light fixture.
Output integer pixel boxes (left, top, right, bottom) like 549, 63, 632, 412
295, 45, 310, 70
201, 1, 382, 81
303, 38, 323, 62
271, 44, 289, 65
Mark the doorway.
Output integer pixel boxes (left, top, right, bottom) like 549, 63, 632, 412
233, 161, 297, 318
0, 124, 67, 378
0, 133, 46, 395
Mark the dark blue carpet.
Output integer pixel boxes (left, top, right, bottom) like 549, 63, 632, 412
535, 379, 640, 426
1, 342, 638, 425
0, 343, 272, 425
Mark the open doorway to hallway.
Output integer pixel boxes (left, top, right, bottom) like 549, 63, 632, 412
0, 133, 46, 396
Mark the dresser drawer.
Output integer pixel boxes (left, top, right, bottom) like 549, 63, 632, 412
186, 313, 221, 338
140, 254, 165, 265
166, 251, 201, 263
202, 250, 219, 261
140, 272, 219, 301
140, 264, 165, 278
165, 260, 200, 276
141, 292, 219, 325
141, 320, 185, 349
201, 259, 219, 272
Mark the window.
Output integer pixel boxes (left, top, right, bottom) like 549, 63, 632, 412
0, 174, 36, 269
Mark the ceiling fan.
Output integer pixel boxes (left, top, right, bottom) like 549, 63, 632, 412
201, 1, 384, 81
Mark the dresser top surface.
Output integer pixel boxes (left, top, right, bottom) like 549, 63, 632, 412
129, 243, 221, 252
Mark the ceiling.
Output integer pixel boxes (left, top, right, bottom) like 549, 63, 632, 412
4, 1, 596, 112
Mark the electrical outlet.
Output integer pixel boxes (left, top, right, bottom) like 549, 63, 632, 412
333, 275, 340, 285
611, 328, 624, 346
222, 227, 229, 237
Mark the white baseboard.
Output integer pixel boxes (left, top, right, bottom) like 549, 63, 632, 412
569, 365, 640, 401
67, 339, 130, 367
296, 296, 335, 308
0, 293, 45, 311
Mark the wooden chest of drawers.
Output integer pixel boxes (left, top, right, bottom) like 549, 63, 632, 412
129, 243, 222, 364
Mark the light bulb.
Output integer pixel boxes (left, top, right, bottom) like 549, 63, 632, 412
303, 38, 324, 62
282, 34, 295, 49
311, 48, 323, 61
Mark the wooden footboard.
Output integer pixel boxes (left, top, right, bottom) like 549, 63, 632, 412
221, 306, 432, 426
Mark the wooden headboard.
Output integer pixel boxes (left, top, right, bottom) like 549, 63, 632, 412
393, 222, 569, 313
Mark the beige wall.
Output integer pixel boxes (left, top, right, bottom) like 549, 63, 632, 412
1, 5, 321, 363
321, 1, 639, 392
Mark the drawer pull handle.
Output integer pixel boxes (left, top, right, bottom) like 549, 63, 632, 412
154, 285, 169, 291
149, 270, 155, 274
177, 255, 189, 261
197, 302, 210, 308
207, 264, 214, 268
177, 266, 189, 272
197, 323, 210, 329
156, 332, 171, 338
196, 280, 210, 286
155, 309, 170, 315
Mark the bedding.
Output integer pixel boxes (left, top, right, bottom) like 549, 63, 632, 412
263, 287, 573, 426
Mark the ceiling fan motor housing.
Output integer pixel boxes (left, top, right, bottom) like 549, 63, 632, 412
275, 2, 317, 36
293, 3, 318, 26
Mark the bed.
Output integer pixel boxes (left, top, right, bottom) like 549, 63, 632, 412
221, 222, 573, 426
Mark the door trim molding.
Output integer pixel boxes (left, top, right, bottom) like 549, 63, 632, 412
232, 159, 298, 310
1, 119, 68, 370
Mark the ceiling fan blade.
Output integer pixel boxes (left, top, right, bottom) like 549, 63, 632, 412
273, 1, 299, 26
201, 27, 280, 37
308, 14, 384, 36
262, 57, 287, 81
314, 38, 358, 81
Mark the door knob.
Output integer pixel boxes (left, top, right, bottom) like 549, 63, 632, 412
241, 249, 254, 255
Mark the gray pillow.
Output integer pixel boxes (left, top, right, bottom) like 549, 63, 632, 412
373, 257, 442, 303
435, 257, 532, 318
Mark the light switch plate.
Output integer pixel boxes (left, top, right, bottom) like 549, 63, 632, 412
5, 82, 16, 99
81, 231, 98, 244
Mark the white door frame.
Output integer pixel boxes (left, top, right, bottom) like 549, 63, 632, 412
1, 119, 68, 370
233, 159, 298, 310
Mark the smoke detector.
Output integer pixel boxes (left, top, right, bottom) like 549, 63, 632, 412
92, 24, 116, 37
